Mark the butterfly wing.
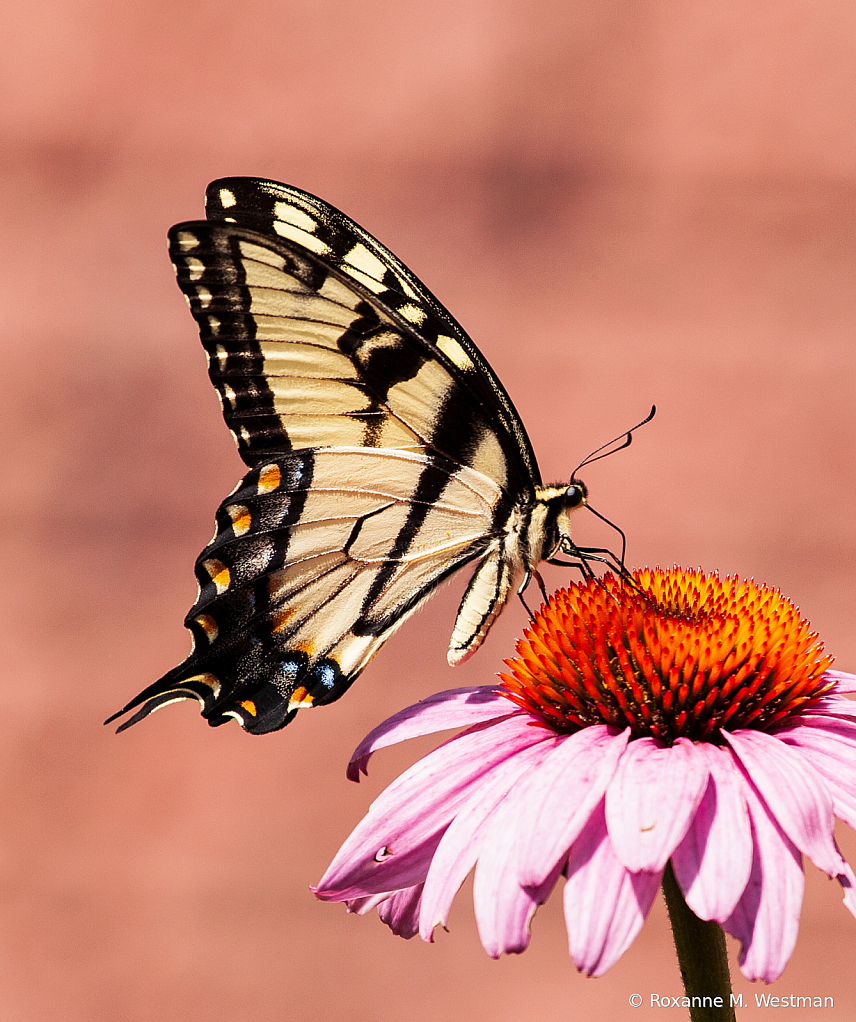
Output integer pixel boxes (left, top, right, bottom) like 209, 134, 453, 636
203, 176, 540, 486
113, 449, 505, 733
108, 180, 541, 734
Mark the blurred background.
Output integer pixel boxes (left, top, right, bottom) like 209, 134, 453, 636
2, 1, 855, 1019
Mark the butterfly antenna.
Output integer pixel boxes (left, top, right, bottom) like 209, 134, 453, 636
570, 405, 656, 482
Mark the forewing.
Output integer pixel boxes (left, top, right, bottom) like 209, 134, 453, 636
108, 449, 506, 734
203, 176, 540, 487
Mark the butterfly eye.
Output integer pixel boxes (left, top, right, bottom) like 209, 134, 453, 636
565, 482, 587, 509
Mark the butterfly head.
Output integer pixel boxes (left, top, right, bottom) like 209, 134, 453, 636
533, 481, 588, 561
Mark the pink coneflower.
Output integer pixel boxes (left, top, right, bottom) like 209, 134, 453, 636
314, 568, 856, 983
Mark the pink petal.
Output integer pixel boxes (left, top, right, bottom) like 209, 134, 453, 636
473, 845, 561, 958
377, 885, 424, 939
835, 857, 856, 921
776, 716, 856, 829
809, 692, 856, 721
419, 737, 556, 940
671, 744, 752, 921
344, 892, 389, 915
347, 686, 515, 780
564, 802, 661, 976
316, 714, 552, 899
825, 670, 856, 693
723, 730, 844, 876
513, 726, 630, 886
471, 761, 568, 957
605, 737, 709, 872
723, 775, 804, 982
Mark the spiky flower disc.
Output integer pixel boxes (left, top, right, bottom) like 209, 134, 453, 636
500, 567, 834, 742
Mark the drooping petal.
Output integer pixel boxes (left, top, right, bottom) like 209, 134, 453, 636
671, 743, 753, 921
605, 737, 709, 873
723, 729, 844, 876
377, 885, 424, 939
419, 736, 558, 940
344, 892, 389, 915
347, 686, 515, 780
473, 839, 562, 958
835, 856, 856, 921
564, 802, 661, 977
471, 763, 568, 957
316, 714, 553, 899
513, 726, 630, 887
723, 775, 804, 983
776, 716, 856, 829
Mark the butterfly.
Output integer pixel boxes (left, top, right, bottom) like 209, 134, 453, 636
108, 177, 647, 735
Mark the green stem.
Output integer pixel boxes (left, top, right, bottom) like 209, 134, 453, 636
661, 861, 736, 1022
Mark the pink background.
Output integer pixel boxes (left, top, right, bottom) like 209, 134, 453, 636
3, 1, 855, 1019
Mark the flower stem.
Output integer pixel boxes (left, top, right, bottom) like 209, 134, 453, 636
661, 861, 736, 1022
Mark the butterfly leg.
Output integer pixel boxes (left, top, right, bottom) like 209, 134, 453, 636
516, 569, 537, 622
516, 568, 551, 622
556, 540, 628, 577
551, 545, 648, 598
533, 570, 549, 604
549, 555, 598, 579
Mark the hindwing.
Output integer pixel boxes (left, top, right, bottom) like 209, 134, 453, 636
113, 448, 509, 734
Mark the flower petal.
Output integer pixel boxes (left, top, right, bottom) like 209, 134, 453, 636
347, 686, 515, 780
835, 857, 856, 921
776, 716, 856, 829
824, 670, 856, 693
513, 726, 630, 886
671, 744, 752, 921
722, 729, 844, 876
723, 774, 804, 982
377, 885, 424, 939
564, 802, 661, 976
316, 714, 552, 899
344, 892, 389, 915
473, 844, 561, 958
419, 736, 557, 940
605, 737, 709, 872
809, 691, 856, 722
471, 756, 569, 957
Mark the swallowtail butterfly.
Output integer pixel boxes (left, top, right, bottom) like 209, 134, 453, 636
108, 178, 640, 735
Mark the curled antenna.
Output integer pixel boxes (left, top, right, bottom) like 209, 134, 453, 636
570, 405, 656, 482
543, 405, 656, 597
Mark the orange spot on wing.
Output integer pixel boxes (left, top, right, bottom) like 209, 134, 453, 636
258, 464, 282, 494
288, 686, 314, 709
203, 558, 231, 593
194, 614, 219, 642
226, 504, 252, 536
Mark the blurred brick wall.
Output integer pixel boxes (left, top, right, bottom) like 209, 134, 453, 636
1, 2, 854, 1020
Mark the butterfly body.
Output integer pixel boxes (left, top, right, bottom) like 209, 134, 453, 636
109, 179, 592, 734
